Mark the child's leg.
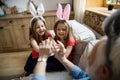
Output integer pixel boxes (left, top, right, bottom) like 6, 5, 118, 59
46, 56, 65, 71
24, 53, 38, 76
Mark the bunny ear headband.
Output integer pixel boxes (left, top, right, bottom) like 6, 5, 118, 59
56, 3, 71, 20
28, 1, 45, 27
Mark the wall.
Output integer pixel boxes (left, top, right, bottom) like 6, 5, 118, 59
86, 0, 104, 8
1, 0, 72, 13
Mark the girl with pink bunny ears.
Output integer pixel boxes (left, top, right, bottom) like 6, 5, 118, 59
42, 3, 75, 72
44, 3, 75, 72
53, 3, 75, 64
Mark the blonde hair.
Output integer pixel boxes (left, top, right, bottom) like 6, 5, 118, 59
109, 37, 120, 79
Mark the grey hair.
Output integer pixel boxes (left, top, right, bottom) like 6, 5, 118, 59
109, 37, 120, 79
102, 8, 120, 76
102, 9, 120, 80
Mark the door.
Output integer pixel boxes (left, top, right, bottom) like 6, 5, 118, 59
0, 19, 16, 52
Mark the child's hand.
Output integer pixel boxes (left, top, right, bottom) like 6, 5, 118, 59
52, 40, 66, 61
39, 39, 52, 58
48, 37, 57, 56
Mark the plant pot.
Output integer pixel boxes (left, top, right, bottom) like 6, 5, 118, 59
108, 5, 114, 10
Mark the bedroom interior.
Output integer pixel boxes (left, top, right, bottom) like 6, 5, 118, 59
0, 0, 120, 80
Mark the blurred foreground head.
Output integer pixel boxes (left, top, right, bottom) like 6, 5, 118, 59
86, 8, 120, 80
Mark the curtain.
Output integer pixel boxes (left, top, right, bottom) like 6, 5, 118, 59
73, 0, 86, 23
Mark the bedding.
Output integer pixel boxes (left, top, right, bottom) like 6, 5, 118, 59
68, 20, 96, 41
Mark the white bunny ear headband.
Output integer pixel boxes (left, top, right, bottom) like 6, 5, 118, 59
28, 0, 45, 27
56, 3, 71, 20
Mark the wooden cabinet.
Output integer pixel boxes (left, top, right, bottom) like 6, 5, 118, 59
13, 18, 30, 49
0, 16, 31, 52
83, 7, 116, 35
0, 19, 17, 51
44, 16, 56, 30
83, 10, 105, 35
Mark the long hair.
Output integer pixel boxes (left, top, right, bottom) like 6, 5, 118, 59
30, 16, 48, 44
54, 20, 74, 47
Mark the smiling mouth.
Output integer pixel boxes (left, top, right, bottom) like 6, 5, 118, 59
59, 34, 64, 37
39, 31, 44, 34
39, 30, 44, 33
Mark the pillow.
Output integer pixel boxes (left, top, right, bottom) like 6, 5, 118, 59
68, 20, 96, 42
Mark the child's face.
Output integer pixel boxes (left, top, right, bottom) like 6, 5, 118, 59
56, 23, 67, 39
35, 20, 46, 36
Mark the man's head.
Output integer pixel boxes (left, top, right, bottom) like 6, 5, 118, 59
86, 8, 120, 80
86, 37, 120, 80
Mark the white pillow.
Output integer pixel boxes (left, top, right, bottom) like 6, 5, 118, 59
68, 20, 96, 42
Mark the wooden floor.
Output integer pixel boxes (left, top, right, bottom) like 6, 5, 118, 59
0, 51, 31, 80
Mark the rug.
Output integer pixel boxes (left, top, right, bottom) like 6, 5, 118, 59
12, 71, 72, 80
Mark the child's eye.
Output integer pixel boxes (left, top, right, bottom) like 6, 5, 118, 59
63, 29, 66, 31
36, 26, 40, 29
41, 25, 45, 27
57, 29, 60, 31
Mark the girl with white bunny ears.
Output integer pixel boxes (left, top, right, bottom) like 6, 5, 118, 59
24, 1, 52, 76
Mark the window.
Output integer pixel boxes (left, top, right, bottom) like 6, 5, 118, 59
106, 0, 117, 4
106, 0, 120, 4
104, 0, 120, 8
117, 0, 120, 4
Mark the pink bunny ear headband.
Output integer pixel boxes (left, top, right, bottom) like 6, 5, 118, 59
28, 1, 45, 27
56, 3, 71, 20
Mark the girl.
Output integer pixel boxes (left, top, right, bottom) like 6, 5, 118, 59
46, 3, 75, 71
54, 20, 75, 61
24, 1, 53, 76
24, 16, 52, 76
46, 20, 75, 71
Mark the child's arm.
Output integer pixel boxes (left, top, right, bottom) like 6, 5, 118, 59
65, 37, 75, 58
65, 46, 73, 57
30, 37, 39, 53
33, 39, 52, 80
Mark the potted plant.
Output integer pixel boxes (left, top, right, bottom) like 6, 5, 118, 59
106, 0, 116, 10
0, 1, 6, 16
108, 4, 114, 10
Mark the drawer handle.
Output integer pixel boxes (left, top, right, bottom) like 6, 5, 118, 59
0, 26, 3, 29
21, 25, 25, 27
9, 20, 13, 23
